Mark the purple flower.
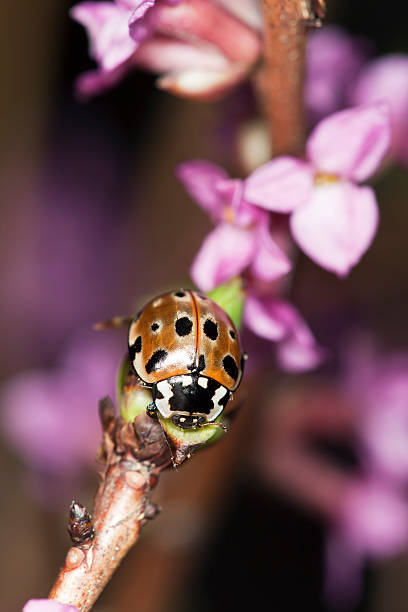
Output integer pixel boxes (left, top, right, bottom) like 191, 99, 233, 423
1, 332, 121, 502
245, 104, 391, 276
23, 600, 79, 612
350, 54, 408, 166
305, 26, 370, 124
177, 160, 324, 372
177, 160, 292, 291
71, 0, 261, 100
243, 292, 326, 372
345, 345, 408, 483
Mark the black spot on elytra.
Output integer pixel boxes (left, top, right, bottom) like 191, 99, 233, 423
198, 354, 206, 372
174, 291, 186, 298
175, 317, 193, 336
145, 350, 168, 374
151, 322, 159, 332
204, 318, 218, 340
229, 329, 236, 340
129, 336, 142, 361
223, 355, 239, 381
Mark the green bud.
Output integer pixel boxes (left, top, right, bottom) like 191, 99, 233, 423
207, 277, 245, 330
158, 414, 226, 449
117, 356, 153, 423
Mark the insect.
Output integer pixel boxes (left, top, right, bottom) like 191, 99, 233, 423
128, 289, 245, 430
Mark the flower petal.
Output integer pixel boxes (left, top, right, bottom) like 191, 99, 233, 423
305, 26, 369, 124
136, 0, 260, 65
74, 64, 129, 99
218, 0, 263, 30
191, 223, 255, 291
244, 295, 325, 371
275, 303, 326, 372
156, 65, 250, 101
350, 54, 408, 166
176, 160, 228, 221
307, 103, 391, 181
339, 480, 408, 557
290, 182, 379, 276
71, 2, 137, 71
243, 294, 287, 341
250, 222, 292, 281
244, 156, 313, 212
135, 35, 230, 73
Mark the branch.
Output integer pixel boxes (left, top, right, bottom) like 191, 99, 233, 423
48, 397, 172, 612
258, 0, 325, 155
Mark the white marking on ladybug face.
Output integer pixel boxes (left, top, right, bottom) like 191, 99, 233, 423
172, 375, 192, 387
208, 386, 230, 422
198, 377, 208, 388
155, 380, 173, 417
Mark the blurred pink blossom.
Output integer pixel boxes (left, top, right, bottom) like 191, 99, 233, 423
350, 54, 408, 166
71, 0, 261, 100
306, 27, 408, 168
243, 292, 326, 372
23, 600, 79, 612
345, 346, 408, 483
245, 104, 391, 276
305, 26, 370, 124
1, 332, 121, 503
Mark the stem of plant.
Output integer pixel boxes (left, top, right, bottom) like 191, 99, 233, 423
259, 0, 321, 155
48, 397, 172, 612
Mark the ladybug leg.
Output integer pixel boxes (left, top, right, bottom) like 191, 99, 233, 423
93, 316, 133, 331
146, 403, 159, 420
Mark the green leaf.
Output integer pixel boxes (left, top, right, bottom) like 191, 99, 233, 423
207, 277, 245, 329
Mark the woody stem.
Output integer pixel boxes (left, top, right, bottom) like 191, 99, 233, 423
258, 0, 309, 155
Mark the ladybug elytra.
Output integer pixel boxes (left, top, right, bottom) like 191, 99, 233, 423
128, 290, 245, 430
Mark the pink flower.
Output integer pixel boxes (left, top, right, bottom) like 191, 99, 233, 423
1, 332, 121, 503
344, 344, 408, 483
305, 26, 370, 124
350, 54, 408, 166
245, 104, 391, 276
177, 160, 324, 372
336, 479, 408, 558
23, 601, 79, 612
243, 292, 326, 372
177, 160, 292, 292
71, 0, 261, 100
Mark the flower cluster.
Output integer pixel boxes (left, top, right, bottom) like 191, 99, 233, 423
307, 26, 408, 167
178, 103, 391, 370
71, 0, 261, 99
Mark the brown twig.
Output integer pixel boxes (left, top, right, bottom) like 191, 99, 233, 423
258, 0, 325, 155
48, 397, 172, 611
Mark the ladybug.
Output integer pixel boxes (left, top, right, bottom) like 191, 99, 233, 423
128, 289, 245, 430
